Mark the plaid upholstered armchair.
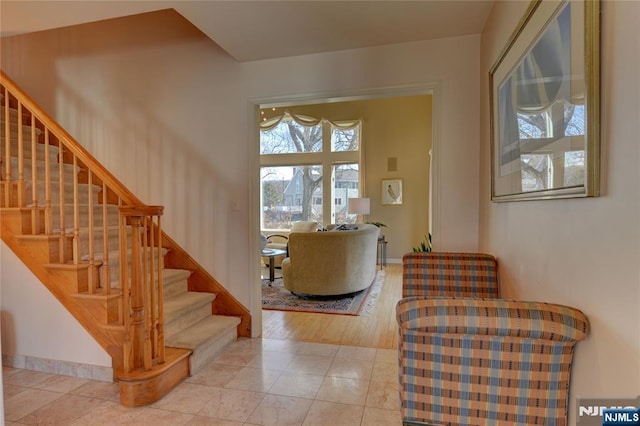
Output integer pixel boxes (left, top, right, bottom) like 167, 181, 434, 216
396, 297, 589, 426
402, 252, 500, 298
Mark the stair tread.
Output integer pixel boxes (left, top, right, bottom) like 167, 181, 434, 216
84, 247, 169, 261
164, 291, 216, 319
163, 268, 192, 282
165, 315, 240, 350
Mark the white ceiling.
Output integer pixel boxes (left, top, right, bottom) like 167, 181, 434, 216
0, 0, 494, 62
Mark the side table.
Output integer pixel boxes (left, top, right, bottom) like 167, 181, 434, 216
377, 235, 387, 270
261, 248, 287, 284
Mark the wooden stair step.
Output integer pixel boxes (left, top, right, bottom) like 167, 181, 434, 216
1, 138, 56, 162
26, 181, 101, 205
84, 246, 168, 263
165, 315, 241, 375
0, 105, 20, 120
72, 290, 123, 324
1, 80, 249, 409
0, 121, 42, 137
164, 292, 217, 338
49, 203, 120, 230
15, 233, 73, 264
2, 157, 76, 182
162, 268, 192, 299
116, 346, 191, 407
86, 247, 169, 287
0, 106, 37, 122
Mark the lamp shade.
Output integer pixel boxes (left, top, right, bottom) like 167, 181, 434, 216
348, 197, 370, 215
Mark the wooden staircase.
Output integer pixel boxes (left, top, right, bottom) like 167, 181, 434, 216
0, 71, 251, 406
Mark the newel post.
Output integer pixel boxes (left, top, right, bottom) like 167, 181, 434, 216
119, 205, 164, 373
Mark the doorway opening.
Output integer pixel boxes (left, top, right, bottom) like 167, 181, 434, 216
251, 86, 441, 339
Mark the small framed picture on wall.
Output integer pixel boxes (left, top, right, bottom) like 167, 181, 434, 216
381, 178, 403, 205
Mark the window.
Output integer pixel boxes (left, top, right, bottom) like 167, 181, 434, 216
333, 163, 359, 224
332, 126, 359, 152
260, 111, 361, 230
517, 110, 553, 139
564, 150, 585, 187
521, 153, 553, 192
517, 100, 586, 192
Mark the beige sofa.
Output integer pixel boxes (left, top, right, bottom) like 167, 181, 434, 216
262, 221, 319, 268
282, 223, 378, 296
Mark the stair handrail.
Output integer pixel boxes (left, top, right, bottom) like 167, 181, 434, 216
1, 70, 166, 373
1, 70, 252, 375
1, 70, 143, 207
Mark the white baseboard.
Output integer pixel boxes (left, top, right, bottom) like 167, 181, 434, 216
2, 353, 113, 382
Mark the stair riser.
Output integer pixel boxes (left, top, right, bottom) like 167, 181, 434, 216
0, 182, 20, 209
2, 158, 77, 182
163, 277, 188, 300
50, 204, 120, 231
1, 139, 58, 162
0, 106, 20, 120
0, 208, 32, 235
101, 252, 167, 287
187, 328, 237, 375
77, 296, 121, 324
15, 235, 73, 264
78, 228, 123, 256
26, 182, 101, 205
165, 303, 213, 339
0, 203, 119, 233
0, 123, 42, 138
101, 265, 167, 289
46, 266, 90, 294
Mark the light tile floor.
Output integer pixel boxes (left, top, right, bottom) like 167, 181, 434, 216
3, 338, 402, 425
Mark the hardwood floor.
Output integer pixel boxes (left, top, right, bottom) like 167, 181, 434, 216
261, 264, 403, 349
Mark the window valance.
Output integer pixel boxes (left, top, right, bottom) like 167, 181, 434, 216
260, 111, 360, 131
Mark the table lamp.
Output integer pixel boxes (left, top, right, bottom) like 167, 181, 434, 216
348, 197, 370, 223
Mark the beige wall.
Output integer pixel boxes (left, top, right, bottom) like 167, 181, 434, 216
261, 96, 432, 260
0, 242, 112, 368
1, 8, 480, 358
479, 1, 640, 423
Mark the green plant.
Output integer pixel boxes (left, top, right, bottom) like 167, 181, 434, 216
413, 233, 432, 252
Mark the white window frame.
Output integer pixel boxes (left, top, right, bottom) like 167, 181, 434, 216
260, 118, 363, 229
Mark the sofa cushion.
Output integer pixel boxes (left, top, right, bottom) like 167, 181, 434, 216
290, 221, 318, 232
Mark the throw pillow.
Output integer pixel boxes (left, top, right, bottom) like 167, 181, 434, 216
290, 221, 319, 232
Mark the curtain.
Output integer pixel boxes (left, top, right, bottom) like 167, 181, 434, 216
260, 111, 360, 131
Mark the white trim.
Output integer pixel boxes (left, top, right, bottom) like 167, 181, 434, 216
248, 101, 263, 337
430, 83, 443, 251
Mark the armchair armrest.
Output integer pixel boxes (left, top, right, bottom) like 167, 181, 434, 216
396, 297, 590, 425
265, 234, 289, 257
396, 297, 589, 342
266, 234, 289, 243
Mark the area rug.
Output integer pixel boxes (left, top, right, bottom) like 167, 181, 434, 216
262, 270, 385, 316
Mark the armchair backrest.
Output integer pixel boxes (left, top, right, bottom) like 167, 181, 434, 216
402, 252, 499, 298
396, 297, 589, 426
